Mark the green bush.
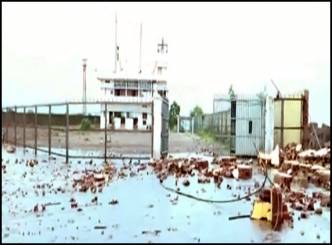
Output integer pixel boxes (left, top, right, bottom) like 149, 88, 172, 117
80, 118, 92, 131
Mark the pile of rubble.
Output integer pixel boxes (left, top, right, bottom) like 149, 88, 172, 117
72, 162, 117, 193
258, 143, 330, 190
149, 156, 252, 188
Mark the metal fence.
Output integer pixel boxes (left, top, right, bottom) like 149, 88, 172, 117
2, 101, 154, 161
193, 94, 266, 156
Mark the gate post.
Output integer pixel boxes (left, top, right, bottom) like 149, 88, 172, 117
177, 115, 180, 133
65, 103, 69, 163
14, 106, 17, 146
34, 106, 37, 155
48, 105, 51, 156
23, 107, 26, 149
104, 103, 107, 163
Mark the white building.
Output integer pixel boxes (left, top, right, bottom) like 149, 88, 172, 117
98, 73, 168, 130
97, 17, 168, 130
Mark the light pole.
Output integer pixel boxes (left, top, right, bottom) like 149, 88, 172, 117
82, 58, 87, 115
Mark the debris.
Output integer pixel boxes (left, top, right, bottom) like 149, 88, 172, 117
141, 230, 161, 236
94, 226, 107, 229
5, 145, 16, 153
237, 165, 252, 179
271, 145, 280, 167
315, 208, 323, 215
300, 212, 308, 219
273, 172, 292, 190
182, 179, 190, 186
109, 199, 118, 205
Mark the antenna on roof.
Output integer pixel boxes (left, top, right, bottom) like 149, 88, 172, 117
139, 22, 142, 74
113, 13, 118, 74
271, 79, 282, 98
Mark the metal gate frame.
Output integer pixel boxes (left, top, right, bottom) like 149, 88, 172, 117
160, 97, 169, 157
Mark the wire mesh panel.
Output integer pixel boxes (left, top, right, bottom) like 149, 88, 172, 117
105, 102, 153, 159
67, 103, 103, 159
179, 116, 192, 133
2, 101, 156, 161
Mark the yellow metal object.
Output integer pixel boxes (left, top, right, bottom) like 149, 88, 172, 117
251, 200, 272, 222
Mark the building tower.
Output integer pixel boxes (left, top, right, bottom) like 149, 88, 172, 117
154, 37, 168, 75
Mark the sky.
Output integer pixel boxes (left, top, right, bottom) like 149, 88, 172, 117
2, 2, 330, 125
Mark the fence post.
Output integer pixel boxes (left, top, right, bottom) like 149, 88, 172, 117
34, 106, 37, 155
151, 101, 154, 158
23, 107, 26, 149
191, 117, 194, 134
104, 103, 107, 163
48, 105, 51, 156
281, 100, 284, 148
14, 106, 17, 146
66, 103, 69, 163
6, 108, 9, 143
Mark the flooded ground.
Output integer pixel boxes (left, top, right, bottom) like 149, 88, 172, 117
2, 147, 330, 243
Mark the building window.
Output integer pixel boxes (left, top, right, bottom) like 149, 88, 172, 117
249, 120, 252, 134
142, 113, 147, 119
105, 80, 110, 83
143, 120, 146, 125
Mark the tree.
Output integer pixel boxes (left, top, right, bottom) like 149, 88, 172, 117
169, 101, 180, 130
190, 105, 204, 118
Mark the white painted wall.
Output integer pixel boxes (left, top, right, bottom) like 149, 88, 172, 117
264, 96, 274, 153
153, 97, 162, 159
114, 117, 121, 129
125, 118, 133, 130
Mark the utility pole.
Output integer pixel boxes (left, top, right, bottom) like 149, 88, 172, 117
82, 58, 87, 115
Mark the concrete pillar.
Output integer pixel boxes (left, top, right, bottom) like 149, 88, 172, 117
191, 117, 194, 134
264, 96, 274, 153
152, 97, 162, 159
177, 115, 180, 133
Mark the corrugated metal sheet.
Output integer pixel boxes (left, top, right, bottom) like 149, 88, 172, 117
235, 97, 265, 156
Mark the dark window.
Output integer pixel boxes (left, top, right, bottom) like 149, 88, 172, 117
249, 120, 252, 134
142, 113, 147, 119
114, 112, 121, 117
105, 80, 110, 83
143, 120, 146, 125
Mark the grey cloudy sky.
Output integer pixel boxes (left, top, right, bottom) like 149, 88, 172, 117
2, 2, 330, 125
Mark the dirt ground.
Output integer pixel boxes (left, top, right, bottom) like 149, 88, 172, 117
5, 127, 217, 155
